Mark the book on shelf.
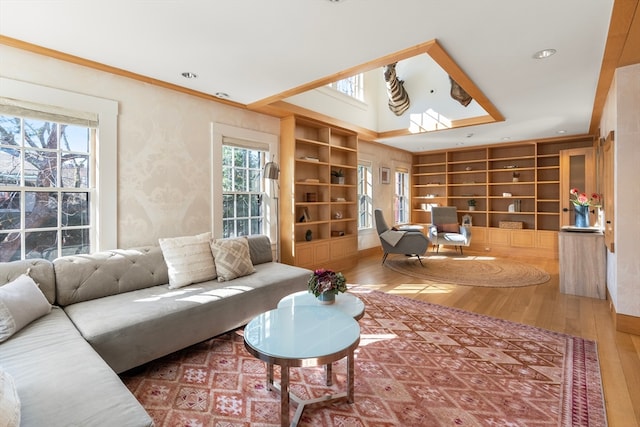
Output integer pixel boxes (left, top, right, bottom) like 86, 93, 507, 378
301, 156, 320, 162
304, 178, 320, 183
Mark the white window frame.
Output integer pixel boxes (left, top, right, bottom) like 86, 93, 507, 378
0, 78, 118, 253
328, 74, 364, 102
357, 162, 373, 230
221, 144, 268, 238
395, 169, 410, 224
211, 123, 279, 245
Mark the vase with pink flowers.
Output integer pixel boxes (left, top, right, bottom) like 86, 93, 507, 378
569, 188, 601, 227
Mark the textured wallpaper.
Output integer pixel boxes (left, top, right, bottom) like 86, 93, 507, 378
0, 45, 280, 248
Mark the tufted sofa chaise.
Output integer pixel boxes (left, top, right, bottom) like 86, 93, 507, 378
0, 235, 311, 427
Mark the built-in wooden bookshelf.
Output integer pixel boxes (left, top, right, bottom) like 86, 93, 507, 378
280, 116, 358, 270
411, 136, 594, 257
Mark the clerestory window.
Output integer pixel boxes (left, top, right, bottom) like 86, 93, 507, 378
328, 74, 364, 102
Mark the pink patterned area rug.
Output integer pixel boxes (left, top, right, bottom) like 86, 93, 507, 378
121, 288, 607, 426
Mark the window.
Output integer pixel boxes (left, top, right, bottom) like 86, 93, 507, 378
0, 114, 94, 261
222, 145, 267, 238
357, 163, 373, 229
328, 74, 364, 101
395, 169, 410, 224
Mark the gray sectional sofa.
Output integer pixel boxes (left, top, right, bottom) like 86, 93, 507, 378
0, 235, 311, 427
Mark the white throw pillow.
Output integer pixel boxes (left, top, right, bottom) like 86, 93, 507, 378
159, 232, 217, 289
0, 368, 20, 427
210, 237, 255, 282
0, 274, 51, 343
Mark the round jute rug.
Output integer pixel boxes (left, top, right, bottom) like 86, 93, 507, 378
384, 255, 550, 287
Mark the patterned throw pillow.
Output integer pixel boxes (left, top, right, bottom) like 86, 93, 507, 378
159, 232, 217, 289
0, 274, 51, 343
210, 237, 256, 282
0, 368, 20, 427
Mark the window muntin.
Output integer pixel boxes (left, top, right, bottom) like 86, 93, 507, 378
0, 114, 93, 261
357, 163, 373, 229
395, 170, 410, 224
328, 74, 364, 101
221, 145, 267, 238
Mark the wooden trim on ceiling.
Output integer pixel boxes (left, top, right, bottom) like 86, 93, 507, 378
377, 115, 496, 140
248, 39, 504, 137
0, 35, 246, 110
589, 0, 640, 134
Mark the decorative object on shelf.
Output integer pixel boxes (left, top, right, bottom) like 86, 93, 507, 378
299, 207, 311, 223
512, 172, 520, 182
305, 192, 317, 202
502, 192, 512, 197
380, 167, 390, 184
467, 199, 476, 211
569, 188, 600, 228
465, 166, 472, 171
334, 211, 342, 219
462, 214, 472, 227
305, 229, 313, 241
331, 230, 345, 237
331, 169, 345, 184
499, 221, 523, 229
307, 268, 347, 305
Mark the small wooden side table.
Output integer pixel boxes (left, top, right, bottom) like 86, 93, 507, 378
558, 229, 606, 299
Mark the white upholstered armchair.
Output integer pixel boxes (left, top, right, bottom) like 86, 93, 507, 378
427, 206, 472, 254
374, 209, 429, 266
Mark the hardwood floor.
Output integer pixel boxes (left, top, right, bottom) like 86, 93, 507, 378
341, 249, 640, 427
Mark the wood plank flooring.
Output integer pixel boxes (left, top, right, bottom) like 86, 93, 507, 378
341, 249, 640, 427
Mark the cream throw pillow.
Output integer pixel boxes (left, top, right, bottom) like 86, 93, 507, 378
0, 274, 51, 343
159, 232, 217, 289
210, 237, 255, 282
0, 368, 20, 427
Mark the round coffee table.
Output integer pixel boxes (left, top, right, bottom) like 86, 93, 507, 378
277, 290, 365, 320
244, 306, 360, 427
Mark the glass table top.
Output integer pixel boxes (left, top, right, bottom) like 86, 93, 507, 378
244, 306, 360, 360
278, 291, 365, 320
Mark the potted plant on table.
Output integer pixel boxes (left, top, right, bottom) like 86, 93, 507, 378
467, 199, 477, 211
308, 269, 347, 305
331, 169, 345, 185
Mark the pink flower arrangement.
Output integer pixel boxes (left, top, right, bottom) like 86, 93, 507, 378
308, 269, 347, 297
570, 188, 601, 207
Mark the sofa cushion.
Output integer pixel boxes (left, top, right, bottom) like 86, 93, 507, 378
64, 261, 311, 373
0, 274, 51, 343
0, 259, 55, 304
0, 307, 152, 427
54, 246, 169, 306
0, 367, 20, 427
211, 237, 255, 281
159, 232, 217, 289
438, 223, 460, 233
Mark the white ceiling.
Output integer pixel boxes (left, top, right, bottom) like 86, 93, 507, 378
0, 0, 616, 152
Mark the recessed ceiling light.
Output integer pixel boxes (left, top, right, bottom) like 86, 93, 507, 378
502, 137, 511, 141
532, 49, 557, 59
557, 130, 567, 134
326, 0, 345, 2
181, 72, 198, 79
215, 92, 230, 99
